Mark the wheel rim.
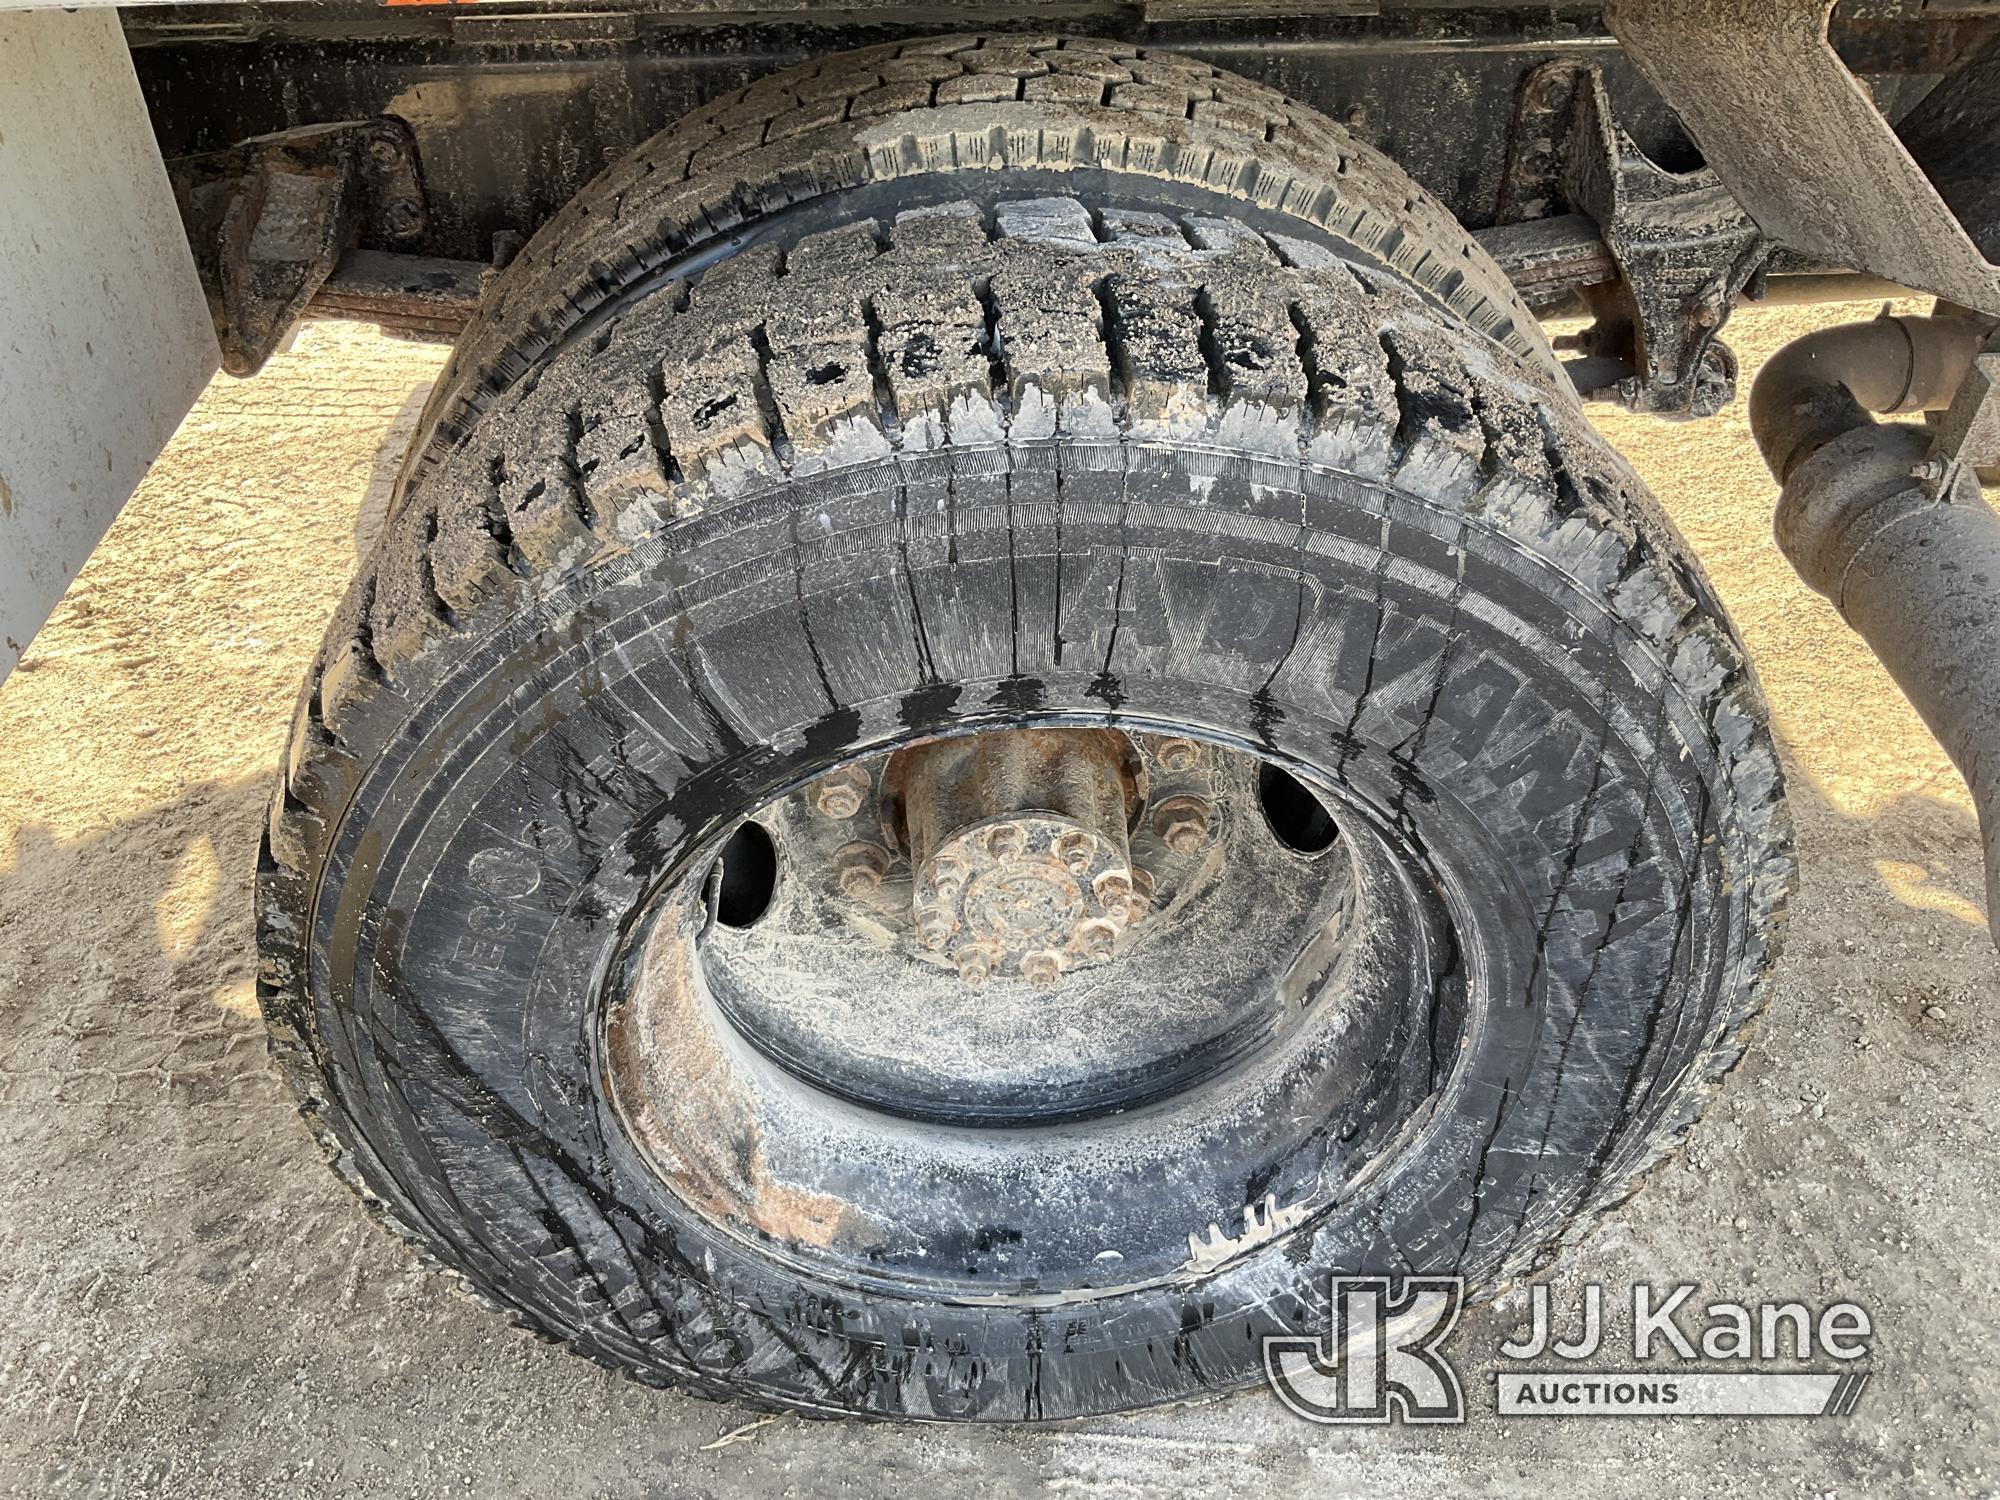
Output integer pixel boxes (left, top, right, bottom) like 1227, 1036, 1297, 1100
602, 716, 1473, 1302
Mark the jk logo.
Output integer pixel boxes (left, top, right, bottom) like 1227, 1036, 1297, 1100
1263, 1276, 1467, 1424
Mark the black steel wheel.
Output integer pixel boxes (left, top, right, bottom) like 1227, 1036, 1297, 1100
258, 34, 1793, 1421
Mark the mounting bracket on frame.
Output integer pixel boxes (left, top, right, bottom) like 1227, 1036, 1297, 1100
168, 117, 430, 377
1607, 0, 2000, 317
1497, 62, 1770, 419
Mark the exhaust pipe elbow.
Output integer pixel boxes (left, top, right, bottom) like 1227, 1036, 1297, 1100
1750, 313, 1988, 482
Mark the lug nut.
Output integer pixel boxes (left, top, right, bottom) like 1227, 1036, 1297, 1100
813, 766, 869, 820
1074, 918, 1119, 958
954, 944, 997, 988
985, 821, 1027, 859
382, 200, 424, 239
1093, 870, 1132, 910
1154, 736, 1201, 773
1126, 867, 1157, 922
914, 902, 956, 950
1055, 829, 1096, 873
1154, 795, 1213, 854
925, 849, 969, 905
1021, 950, 1064, 987
835, 842, 890, 898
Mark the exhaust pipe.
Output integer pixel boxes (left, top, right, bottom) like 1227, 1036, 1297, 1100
1750, 314, 2000, 944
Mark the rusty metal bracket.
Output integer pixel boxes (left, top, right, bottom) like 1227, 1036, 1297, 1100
168, 118, 428, 377
1926, 326, 2000, 496
1498, 61, 1769, 419
1607, 0, 2000, 317
1564, 69, 1768, 418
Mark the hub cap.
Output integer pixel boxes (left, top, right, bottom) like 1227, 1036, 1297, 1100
895, 728, 1143, 987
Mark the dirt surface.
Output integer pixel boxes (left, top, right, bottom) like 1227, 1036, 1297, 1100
0, 303, 1994, 1497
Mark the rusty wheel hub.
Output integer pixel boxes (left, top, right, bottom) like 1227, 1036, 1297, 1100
895, 729, 1144, 987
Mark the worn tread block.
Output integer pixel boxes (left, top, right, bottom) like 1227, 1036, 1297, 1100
576, 412, 673, 529
1292, 280, 1401, 479
785, 218, 884, 277
993, 195, 1098, 251
1197, 283, 1303, 408
428, 489, 518, 614
935, 73, 1019, 106
654, 319, 778, 497
1108, 81, 1203, 119
851, 79, 936, 119
496, 438, 593, 574
877, 54, 966, 84
764, 285, 889, 469
1102, 269, 1208, 439
1023, 74, 1105, 106
1378, 316, 1487, 504
874, 273, 994, 451
988, 262, 1114, 440
367, 503, 454, 677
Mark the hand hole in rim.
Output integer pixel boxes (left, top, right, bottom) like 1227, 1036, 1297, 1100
711, 820, 778, 927
1258, 762, 1341, 854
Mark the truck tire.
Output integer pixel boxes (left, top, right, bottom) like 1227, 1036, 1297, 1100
258, 35, 1793, 1421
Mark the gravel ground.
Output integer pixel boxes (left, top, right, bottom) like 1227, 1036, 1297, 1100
0, 303, 1994, 1498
